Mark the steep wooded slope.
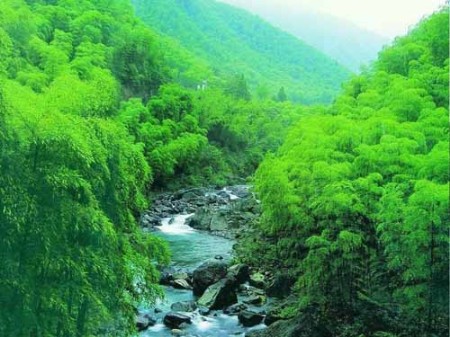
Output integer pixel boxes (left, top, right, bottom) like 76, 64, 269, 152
132, 0, 351, 104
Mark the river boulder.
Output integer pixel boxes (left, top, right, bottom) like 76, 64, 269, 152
197, 279, 238, 310
238, 310, 265, 327
171, 301, 197, 312
188, 207, 229, 231
193, 260, 228, 296
140, 213, 161, 229
135, 313, 156, 331
227, 264, 250, 286
172, 279, 192, 290
244, 295, 266, 306
159, 266, 177, 285
163, 312, 192, 329
224, 303, 248, 315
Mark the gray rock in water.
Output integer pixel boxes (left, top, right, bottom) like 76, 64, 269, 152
217, 190, 230, 199
238, 310, 264, 327
244, 295, 266, 306
209, 213, 228, 231
227, 264, 250, 286
163, 312, 192, 329
160, 266, 177, 285
172, 279, 192, 290
140, 214, 161, 228
173, 271, 190, 281
187, 207, 230, 232
187, 209, 211, 230
224, 303, 248, 315
181, 191, 198, 202
171, 301, 198, 312
192, 260, 228, 296
135, 313, 156, 331
171, 329, 184, 336
197, 279, 238, 310
198, 306, 211, 315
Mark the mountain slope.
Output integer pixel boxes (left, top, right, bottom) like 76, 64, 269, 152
132, 0, 351, 104
240, 7, 449, 337
220, 0, 389, 72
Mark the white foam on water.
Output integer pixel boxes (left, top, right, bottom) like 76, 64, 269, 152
157, 214, 195, 234
223, 187, 239, 200
147, 323, 165, 332
194, 317, 216, 331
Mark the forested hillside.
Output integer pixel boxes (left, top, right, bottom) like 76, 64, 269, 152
0, 0, 171, 335
0, 0, 448, 336
0, 0, 307, 335
132, 0, 351, 104
239, 8, 449, 337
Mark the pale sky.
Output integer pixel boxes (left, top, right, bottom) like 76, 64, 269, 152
222, 0, 447, 38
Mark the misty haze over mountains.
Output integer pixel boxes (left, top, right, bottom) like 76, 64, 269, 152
220, 0, 390, 71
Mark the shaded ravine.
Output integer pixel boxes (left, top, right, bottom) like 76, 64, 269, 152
138, 188, 268, 336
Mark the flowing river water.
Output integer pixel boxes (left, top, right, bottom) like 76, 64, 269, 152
139, 190, 268, 336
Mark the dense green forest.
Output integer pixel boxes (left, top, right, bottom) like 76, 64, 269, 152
0, 0, 448, 336
0, 1, 170, 335
238, 8, 449, 337
132, 0, 351, 104
0, 0, 307, 335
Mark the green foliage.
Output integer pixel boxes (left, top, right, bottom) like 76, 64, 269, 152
131, 0, 351, 104
3, 1, 446, 337
0, 0, 170, 336
117, 84, 306, 189
0, 0, 310, 336
276, 86, 287, 102
246, 8, 449, 337
112, 26, 168, 100
224, 74, 252, 101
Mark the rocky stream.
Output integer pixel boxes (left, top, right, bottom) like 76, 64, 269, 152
135, 186, 281, 337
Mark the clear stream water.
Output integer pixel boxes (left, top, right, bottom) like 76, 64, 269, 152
139, 206, 266, 337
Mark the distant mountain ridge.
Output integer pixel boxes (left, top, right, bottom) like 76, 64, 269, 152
132, 0, 351, 104
220, 0, 389, 71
